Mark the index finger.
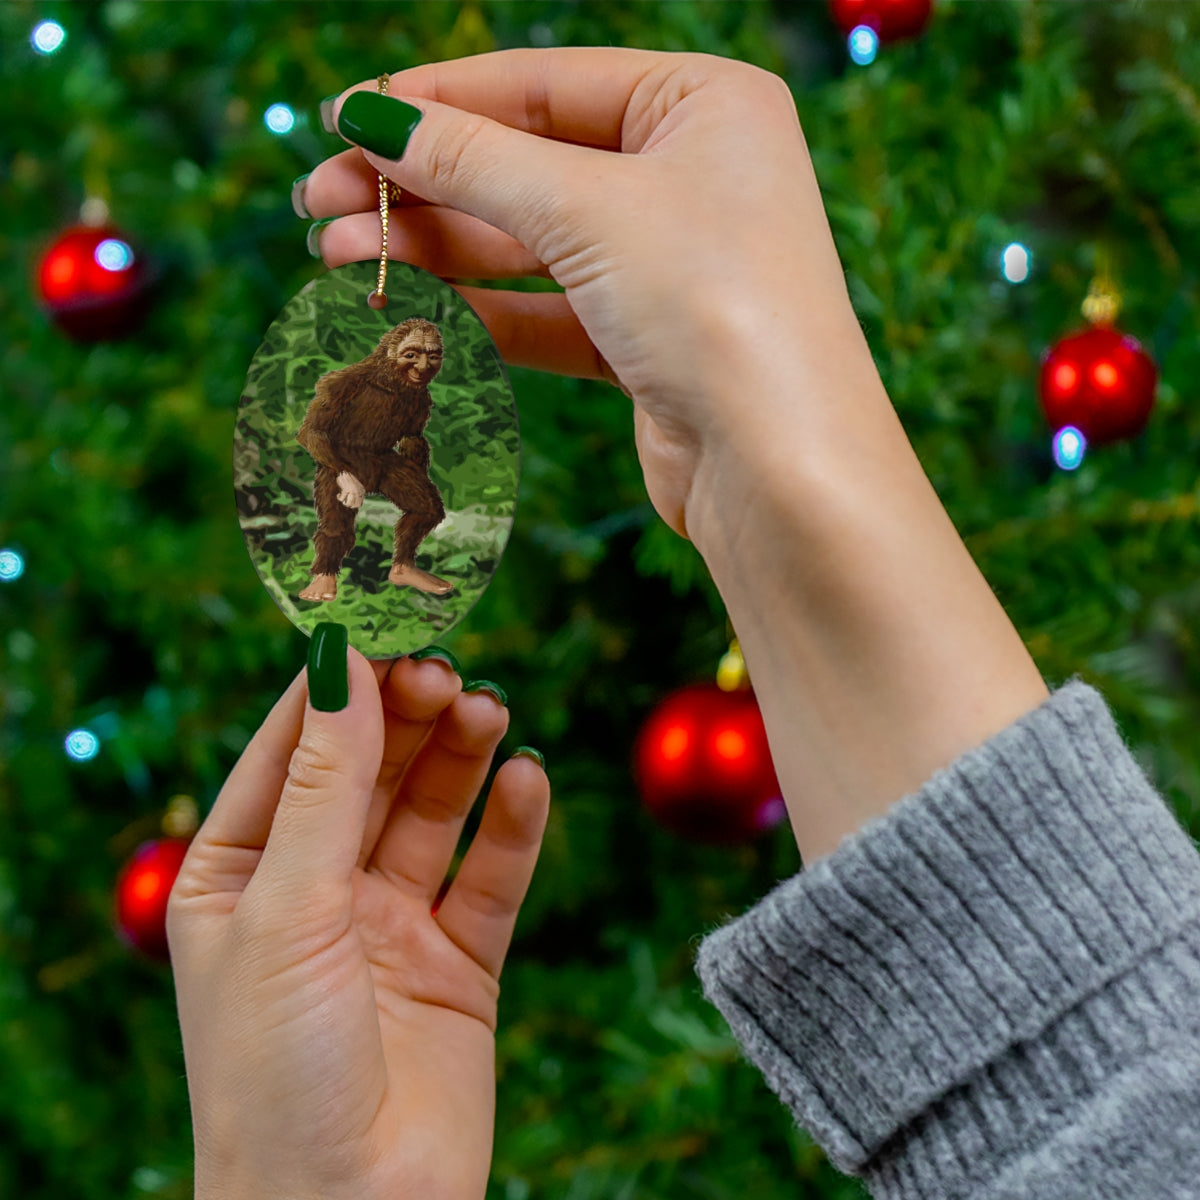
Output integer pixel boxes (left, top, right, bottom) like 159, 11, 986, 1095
334, 45, 673, 152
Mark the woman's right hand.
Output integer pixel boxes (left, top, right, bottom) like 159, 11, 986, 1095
299, 48, 880, 544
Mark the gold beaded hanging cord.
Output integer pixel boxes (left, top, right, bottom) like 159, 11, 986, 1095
368, 74, 406, 310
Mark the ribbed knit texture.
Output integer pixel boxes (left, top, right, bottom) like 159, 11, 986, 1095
693, 679, 1200, 1198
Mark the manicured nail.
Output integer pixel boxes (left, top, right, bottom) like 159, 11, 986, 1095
336, 91, 423, 160
410, 645, 461, 673
319, 94, 339, 134
464, 679, 508, 706
291, 173, 311, 219
306, 218, 335, 259
512, 746, 545, 769
308, 622, 349, 712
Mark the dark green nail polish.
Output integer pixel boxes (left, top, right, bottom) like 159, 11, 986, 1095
336, 91, 423, 160
319, 94, 339, 134
464, 680, 508, 706
308, 622, 348, 712
512, 745, 545, 769
291, 173, 311, 219
410, 645, 461, 673
306, 218, 334, 259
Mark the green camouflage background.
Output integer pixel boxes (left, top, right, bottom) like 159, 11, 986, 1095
236, 260, 519, 658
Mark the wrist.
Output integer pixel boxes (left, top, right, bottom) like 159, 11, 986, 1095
686, 352, 1047, 864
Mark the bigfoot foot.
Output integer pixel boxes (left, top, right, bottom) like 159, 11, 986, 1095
299, 574, 338, 602
388, 563, 454, 596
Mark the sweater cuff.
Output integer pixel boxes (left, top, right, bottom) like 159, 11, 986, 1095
693, 679, 1200, 1177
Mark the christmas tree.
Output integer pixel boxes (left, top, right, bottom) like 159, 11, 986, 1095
2, 3, 1198, 1197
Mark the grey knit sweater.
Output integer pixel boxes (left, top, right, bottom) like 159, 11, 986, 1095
693, 679, 1200, 1198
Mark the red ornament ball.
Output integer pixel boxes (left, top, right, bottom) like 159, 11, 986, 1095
633, 683, 785, 845
828, 0, 933, 41
1039, 325, 1157, 446
114, 838, 191, 961
37, 224, 150, 341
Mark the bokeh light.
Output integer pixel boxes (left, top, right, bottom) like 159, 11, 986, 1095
1052, 425, 1087, 471
0, 549, 24, 581
1001, 242, 1031, 283
95, 239, 134, 272
31, 20, 66, 55
264, 103, 296, 134
65, 729, 101, 762
848, 25, 879, 66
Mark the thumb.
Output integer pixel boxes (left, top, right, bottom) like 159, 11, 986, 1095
330, 88, 608, 261
253, 623, 383, 901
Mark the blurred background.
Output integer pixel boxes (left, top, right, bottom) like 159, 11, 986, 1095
2, 2, 1198, 1197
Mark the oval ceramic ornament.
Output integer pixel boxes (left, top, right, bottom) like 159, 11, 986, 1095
236, 260, 518, 659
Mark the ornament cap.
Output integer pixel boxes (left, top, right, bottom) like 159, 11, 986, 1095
717, 637, 749, 691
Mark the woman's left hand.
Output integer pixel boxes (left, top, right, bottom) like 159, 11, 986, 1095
167, 638, 549, 1200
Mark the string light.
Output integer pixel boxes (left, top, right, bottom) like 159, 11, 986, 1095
31, 20, 66, 55
0, 549, 24, 581
1052, 425, 1086, 472
264, 103, 296, 135
1001, 242, 1032, 284
65, 729, 101, 762
95, 238, 135, 272
848, 25, 879, 65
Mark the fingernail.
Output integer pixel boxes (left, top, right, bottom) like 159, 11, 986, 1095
512, 745, 545, 769
319, 94, 339, 134
464, 679, 508, 706
308, 622, 349, 712
306, 218, 335, 259
291, 173, 311, 219
410, 645, 461, 673
336, 91, 423, 160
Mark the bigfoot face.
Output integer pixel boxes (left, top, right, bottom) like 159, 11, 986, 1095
387, 330, 444, 388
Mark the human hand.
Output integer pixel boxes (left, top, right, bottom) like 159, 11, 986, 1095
336, 469, 365, 508
300, 48, 879, 542
167, 630, 550, 1200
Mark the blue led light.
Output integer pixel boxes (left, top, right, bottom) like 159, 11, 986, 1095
848, 25, 879, 66
65, 729, 101, 762
264, 103, 296, 135
95, 238, 134, 272
32, 20, 66, 55
1001, 242, 1032, 284
0, 549, 24, 581
1052, 425, 1086, 471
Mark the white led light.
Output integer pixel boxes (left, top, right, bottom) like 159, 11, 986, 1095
1001, 242, 1032, 284
264, 103, 296, 135
0, 549, 24, 581
95, 238, 134, 272
32, 20, 66, 55
1052, 425, 1086, 471
65, 729, 101, 762
849, 25, 879, 66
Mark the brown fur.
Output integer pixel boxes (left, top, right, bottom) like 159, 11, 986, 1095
295, 319, 446, 578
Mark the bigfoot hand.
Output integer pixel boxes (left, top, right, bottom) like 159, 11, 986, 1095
336, 470, 365, 508
167, 634, 550, 1200
301, 49, 882, 545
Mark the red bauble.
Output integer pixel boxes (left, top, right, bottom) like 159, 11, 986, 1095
828, 0, 933, 41
633, 683, 785, 845
114, 838, 191, 961
37, 224, 150, 341
1039, 325, 1157, 446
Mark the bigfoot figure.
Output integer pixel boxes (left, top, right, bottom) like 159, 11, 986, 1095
295, 317, 452, 602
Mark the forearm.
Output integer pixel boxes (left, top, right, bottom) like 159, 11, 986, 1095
687, 319, 1048, 865
296, 425, 351, 475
